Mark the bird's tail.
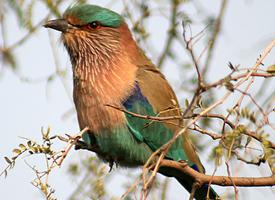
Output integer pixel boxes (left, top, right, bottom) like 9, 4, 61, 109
175, 176, 219, 200
159, 166, 219, 200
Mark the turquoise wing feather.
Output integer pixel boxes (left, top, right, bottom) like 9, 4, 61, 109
123, 82, 189, 162
122, 66, 220, 200
124, 64, 205, 172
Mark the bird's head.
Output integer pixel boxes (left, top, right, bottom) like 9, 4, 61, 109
44, 4, 136, 66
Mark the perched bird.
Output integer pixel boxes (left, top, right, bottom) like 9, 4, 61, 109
44, 4, 218, 199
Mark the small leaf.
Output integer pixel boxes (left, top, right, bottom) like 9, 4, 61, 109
12, 149, 21, 154
245, 137, 252, 147
47, 75, 55, 82
266, 64, 275, 74
49, 135, 57, 140
27, 140, 33, 147
224, 80, 234, 92
185, 99, 189, 107
228, 62, 236, 71
2, 48, 17, 69
19, 144, 27, 151
42, 126, 51, 140
4, 157, 12, 165
30, 146, 38, 153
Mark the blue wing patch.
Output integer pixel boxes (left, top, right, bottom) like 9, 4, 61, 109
122, 82, 189, 162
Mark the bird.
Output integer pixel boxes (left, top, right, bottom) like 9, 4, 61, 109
44, 3, 219, 200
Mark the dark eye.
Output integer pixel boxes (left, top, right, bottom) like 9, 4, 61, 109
89, 21, 100, 29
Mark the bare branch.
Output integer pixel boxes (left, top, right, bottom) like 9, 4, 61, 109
160, 160, 275, 187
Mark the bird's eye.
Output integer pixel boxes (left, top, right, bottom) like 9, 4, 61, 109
88, 21, 100, 29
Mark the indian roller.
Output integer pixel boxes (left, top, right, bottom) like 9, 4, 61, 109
44, 4, 219, 200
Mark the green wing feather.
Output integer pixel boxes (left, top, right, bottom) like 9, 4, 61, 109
124, 64, 204, 172
124, 86, 187, 162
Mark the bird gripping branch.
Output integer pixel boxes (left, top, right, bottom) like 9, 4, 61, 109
44, 4, 219, 200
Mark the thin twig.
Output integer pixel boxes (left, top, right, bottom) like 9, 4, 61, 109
55, 127, 89, 166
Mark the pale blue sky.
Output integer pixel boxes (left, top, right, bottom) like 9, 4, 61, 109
1, 0, 274, 199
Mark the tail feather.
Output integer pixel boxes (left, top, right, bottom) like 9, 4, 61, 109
159, 166, 219, 200
176, 177, 219, 200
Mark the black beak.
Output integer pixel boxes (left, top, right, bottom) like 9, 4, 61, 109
44, 19, 69, 32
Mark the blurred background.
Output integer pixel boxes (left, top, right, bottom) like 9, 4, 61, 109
0, 0, 274, 199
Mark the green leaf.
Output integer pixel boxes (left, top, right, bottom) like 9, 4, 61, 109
185, 99, 189, 108
266, 64, 275, 74
19, 144, 27, 151
30, 146, 38, 153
